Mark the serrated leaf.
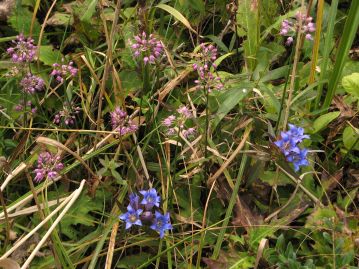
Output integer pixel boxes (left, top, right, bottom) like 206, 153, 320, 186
312, 111, 340, 133
342, 73, 359, 99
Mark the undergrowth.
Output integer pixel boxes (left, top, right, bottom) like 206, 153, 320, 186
0, 0, 358, 268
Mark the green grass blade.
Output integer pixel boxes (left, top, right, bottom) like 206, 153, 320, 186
211, 142, 249, 259
322, 0, 359, 110
315, 0, 339, 109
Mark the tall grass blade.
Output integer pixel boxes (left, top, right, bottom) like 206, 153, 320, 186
308, 0, 324, 84
212, 143, 249, 259
322, 0, 359, 110
315, 0, 339, 109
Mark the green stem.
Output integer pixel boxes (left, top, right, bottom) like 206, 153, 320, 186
212, 143, 249, 259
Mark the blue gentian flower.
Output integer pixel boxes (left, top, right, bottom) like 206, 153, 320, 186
150, 211, 172, 238
274, 132, 297, 156
287, 148, 309, 172
274, 124, 310, 172
288, 124, 310, 143
140, 188, 161, 209
119, 205, 143, 229
129, 193, 140, 209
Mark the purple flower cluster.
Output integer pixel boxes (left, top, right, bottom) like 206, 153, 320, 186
280, 11, 316, 45
119, 189, 172, 238
162, 106, 196, 138
193, 43, 223, 92
7, 33, 36, 63
34, 151, 64, 182
53, 102, 81, 126
274, 124, 310, 171
15, 100, 37, 114
130, 32, 164, 65
50, 60, 78, 83
20, 73, 45, 94
110, 107, 138, 135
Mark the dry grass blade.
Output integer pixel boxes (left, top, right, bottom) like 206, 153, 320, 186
254, 238, 268, 269
158, 69, 191, 102
0, 258, 20, 269
0, 198, 67, 220
207, 123, 252, 186
20, 180, 86, 269
104, 222, 119, 269
0, 162, 27, 192
1, 193, 74, 259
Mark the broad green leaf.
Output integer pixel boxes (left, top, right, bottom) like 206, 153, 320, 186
212, 84, 251, 129
206, 35, 229, 52
8, 6, 41, 37
343, 126, 359, 150
312, 111, 340, 133
259, 171, 291, 186
38, 46, 63, 66
117, 253, 151, 268
156, 4, 197, 34
47, 12, 73, 26
342, 73, 359, 99
236, 0, 259, 72
81, 0, 98, 23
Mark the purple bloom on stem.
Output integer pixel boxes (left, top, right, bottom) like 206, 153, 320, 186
119, 205, 143, 229
140, 188, 161, 209
193, 43, 223, 92
7, 33, 36, 63
34, 152, 64, 182
110, 107, 138, 135
177, 106, 192, 118
53, 102, 80, 126
182, 127, 196, 138
20, 73, 45, 94
130, 32, 164, 65
285, 37, 294, 46
162, 115, 176, 127
50, 60, 78, 83
279, 11, 315, 45
150, 211, 172, 238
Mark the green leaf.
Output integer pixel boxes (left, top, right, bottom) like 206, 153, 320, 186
342, 73, 359, 99
81, 0, 98, 23
212, 84, 251, 129
323, 0, 359, 109
259, 171, 291, 186
117, 253, 151, 268
186, 0, 205, 13
47, 12, 73, 26
236, 0, 259, 72
156, 4, 197, 34
38, 46, 63, 66
343, 126, 359, 150
206, 35, 229, 52
8, 6, 41, 36
312, 111, 340, 133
